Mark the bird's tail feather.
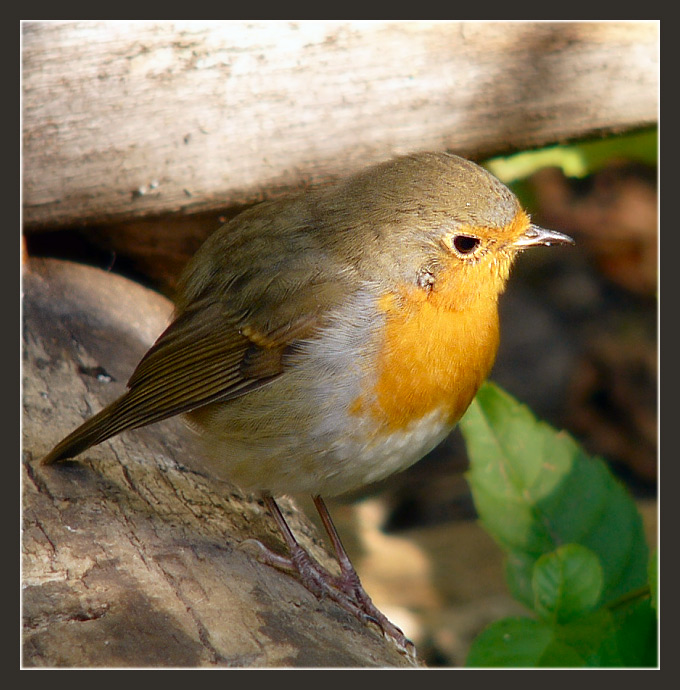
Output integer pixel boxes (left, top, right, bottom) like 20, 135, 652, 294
42, 395, 145, 465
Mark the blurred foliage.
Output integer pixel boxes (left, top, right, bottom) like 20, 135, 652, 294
460, 383, 657, 668
483, 128, 657, 184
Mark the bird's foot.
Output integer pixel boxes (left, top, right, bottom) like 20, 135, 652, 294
241, 537, 415, 658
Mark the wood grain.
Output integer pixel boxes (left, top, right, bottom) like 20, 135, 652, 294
22, 21, 658, 228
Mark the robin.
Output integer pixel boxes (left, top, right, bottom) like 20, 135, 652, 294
42, 152, 573, 656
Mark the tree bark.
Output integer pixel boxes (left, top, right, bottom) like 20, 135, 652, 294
22, 20, 658, 228
21, 258, 417, 668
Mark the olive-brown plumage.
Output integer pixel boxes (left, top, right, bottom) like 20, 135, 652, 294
43, 152, 573, 653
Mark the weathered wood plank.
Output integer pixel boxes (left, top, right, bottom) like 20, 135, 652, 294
22, 21, 658, 228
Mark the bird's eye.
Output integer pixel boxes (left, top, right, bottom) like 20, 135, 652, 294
452, 235, 481, 255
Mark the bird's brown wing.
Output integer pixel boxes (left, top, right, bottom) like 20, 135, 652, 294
42, 195, 357, 465
41, 297, 324, 464
125, 299, 323, 417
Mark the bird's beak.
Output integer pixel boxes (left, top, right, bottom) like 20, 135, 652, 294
514, 224, 575, 248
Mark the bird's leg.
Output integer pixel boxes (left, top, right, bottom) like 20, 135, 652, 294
311, 495, 415, 656
261, 494, 356, 601
249, 494, 365, 612
249, 493, 415, 657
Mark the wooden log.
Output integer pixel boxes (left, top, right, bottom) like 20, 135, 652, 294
22, 258, 418, 668
22, 20, 658, 229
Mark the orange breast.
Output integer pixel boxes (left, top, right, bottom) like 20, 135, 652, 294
351, 280, 500, 432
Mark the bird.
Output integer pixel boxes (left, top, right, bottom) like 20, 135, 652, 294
42, 151, 573, 656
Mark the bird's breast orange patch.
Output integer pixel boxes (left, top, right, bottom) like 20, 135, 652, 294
350, 283, 500, 432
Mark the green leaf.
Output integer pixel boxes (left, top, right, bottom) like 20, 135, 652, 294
460, 382, 649, 607
532, 544, 604, 623
484, 128, 657, 183
605, 597, 658, 667
504, 551, 536, 609
467, 604, 656, 668
554, 609, 615, 665
466, 617, 587, 668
